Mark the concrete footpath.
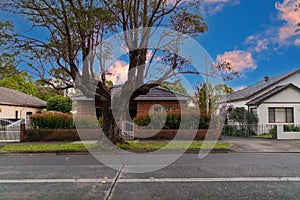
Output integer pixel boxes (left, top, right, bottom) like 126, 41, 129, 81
220, 137, 300, 153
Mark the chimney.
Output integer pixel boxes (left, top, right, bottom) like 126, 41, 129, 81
264, 76, 269, 82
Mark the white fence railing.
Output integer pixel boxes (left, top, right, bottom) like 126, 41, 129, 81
0, 119, 23, 142
222, 124, 277, 137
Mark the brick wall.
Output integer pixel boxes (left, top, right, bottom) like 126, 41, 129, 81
76, 100, 188, 118
137, 100, 187, 116
135, 129, 220, 140
76, 100, 96, 116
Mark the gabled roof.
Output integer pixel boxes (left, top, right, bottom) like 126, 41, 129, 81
0, 87, 46, 108
246, 84, 300, 106
219, 68, 300, 103
72, 87, 190, 101
134, 87, 189, 101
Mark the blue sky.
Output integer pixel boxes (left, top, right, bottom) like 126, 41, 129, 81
1, 0, 299, 91
198, 0, 300, 90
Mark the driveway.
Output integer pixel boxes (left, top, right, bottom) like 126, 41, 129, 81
222, 137, 300, 153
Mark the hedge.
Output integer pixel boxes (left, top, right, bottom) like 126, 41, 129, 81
30, 112, 103, 129
133, 112, 211, 130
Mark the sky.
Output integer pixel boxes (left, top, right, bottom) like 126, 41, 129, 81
0, 0, 299, 92
198, 0, 300, 91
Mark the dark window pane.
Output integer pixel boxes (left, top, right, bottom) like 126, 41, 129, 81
268, 108, 275, 123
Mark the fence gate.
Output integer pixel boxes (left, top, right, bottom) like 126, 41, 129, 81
0, 119, 22, 142
121, 121, 134, 141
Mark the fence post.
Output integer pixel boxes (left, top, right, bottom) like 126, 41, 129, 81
20, 123, 26, 142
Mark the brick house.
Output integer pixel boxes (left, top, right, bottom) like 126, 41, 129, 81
73, 87, 190, 120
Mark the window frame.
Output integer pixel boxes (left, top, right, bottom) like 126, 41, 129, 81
268, 107, 294, 123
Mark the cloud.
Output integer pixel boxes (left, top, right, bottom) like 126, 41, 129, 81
233, 85, 246, 91
216, 50, 257, 72
106, 60, 129, 85
245, 35, 269, 52
275, 0, 300, 45
201, 0, 240, 15
295, 38, 300, 46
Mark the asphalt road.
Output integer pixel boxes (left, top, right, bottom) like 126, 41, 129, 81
0, 153, 299, 200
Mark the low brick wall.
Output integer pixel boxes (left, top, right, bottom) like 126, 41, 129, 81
20, 125, 220, 142
134, 129, 220, 140
21, 126, 101, 142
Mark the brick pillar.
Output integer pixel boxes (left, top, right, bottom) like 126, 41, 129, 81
20, 124, 26, 142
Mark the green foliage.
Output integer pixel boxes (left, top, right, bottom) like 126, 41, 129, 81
30, 112, 73, 129
195, 83, 234, 114
0, 73, 39, 97
221, 126, 244, 137
161, 80, 188, 94
134, 112, 210, 130
283, 125, 300, 132
46, 95, 72, 113
35, 80, 64, 101
229, 107, 258, 125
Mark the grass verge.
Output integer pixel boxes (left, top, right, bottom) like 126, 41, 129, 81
116, 141, 230, 150
0, 143, 99, 152
0, 141, 230, 153
251, 134, 273, 139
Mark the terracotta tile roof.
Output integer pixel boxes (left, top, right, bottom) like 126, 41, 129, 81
0, 87, 46, 108
73, 87, 190, 101
134, 87, 189, 101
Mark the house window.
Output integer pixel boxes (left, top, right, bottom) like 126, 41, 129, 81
268, 107, 294, 123
153, 106, 162, 114
165, 106, 171, 112
15, 111, 19, 119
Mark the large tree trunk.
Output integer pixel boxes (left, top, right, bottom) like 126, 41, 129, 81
102, 99, 125, 144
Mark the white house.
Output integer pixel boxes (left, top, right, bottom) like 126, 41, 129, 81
0, 87, 46, 119
219, 69, 300, 139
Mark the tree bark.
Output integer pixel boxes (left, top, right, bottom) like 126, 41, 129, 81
102, 99, 125, 144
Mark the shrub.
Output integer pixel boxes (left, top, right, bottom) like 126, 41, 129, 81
222, 125, 244, 137
133, 112, 210, 130
46, 95, 72, 113
283, 125, 300, 132
30, 112, 73, 129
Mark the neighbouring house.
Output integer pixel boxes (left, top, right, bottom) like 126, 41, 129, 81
218, 69, 300, 139
0, 87, 46, 119
72, 86, 190, 120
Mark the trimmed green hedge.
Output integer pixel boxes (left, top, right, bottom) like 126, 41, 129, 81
133, 113, 211, 130
30, 112, 103, 129
30, 112, 73, 129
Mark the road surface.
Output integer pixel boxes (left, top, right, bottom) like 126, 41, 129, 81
0, 153, 299, 199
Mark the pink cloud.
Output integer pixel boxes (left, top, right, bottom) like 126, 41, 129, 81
245, 35, 269, 52
275, 0, 300, 44
216, 50, 257, 72
295, 38, 300, 46
106, 60, 129, 85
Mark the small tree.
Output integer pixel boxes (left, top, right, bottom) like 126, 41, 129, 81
46, 96, 72, 113
229, 107, 258, 126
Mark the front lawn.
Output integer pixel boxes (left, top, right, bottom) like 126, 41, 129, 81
0, 143, 98, 152
117, 141, 230, 150
0, 141, 230, 152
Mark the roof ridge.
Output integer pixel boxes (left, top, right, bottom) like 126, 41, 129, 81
156, 86, 189, 97
221, 68, 300, 103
